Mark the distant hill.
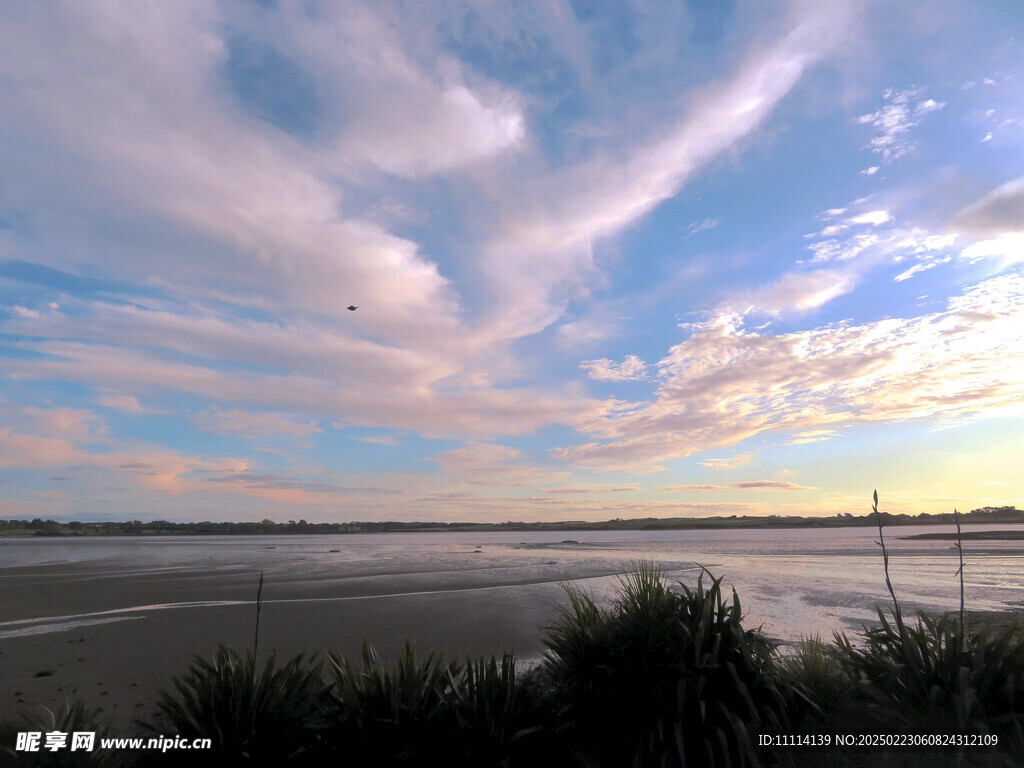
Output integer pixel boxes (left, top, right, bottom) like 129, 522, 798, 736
2, 506, 1022, 537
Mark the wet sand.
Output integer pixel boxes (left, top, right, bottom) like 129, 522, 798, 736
0, 561, 557, 733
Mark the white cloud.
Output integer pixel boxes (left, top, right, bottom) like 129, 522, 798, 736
723, 268, 858, 317
893, 256, 950, 282
473, 0, 860, 343
580, 354, 649, 382
859, 166, 880, 176
847, 210, 892, 226
959, 234, 1024, 266
784, 429, 841, 444
344, 84, 526, 178
857, 88, 945, 163
685, 218, 720, 237
558, 275, 1024, 469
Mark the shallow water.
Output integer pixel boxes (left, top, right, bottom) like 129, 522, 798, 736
2, 524, 1023, 647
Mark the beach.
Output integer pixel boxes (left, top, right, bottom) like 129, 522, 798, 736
0, 557, 558, 732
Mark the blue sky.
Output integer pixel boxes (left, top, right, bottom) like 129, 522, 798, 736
1, 0, 1022, 522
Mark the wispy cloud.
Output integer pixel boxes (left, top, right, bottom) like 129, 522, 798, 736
192, 408, 321, 440
660, 484, 731, 492
580, 355, 649, 382
857, 87, 945, 164
733, 480, 813, 490
539, 486, 640, 494
559, 275, 1024, 469
698, 454, 754, 470
685, 218, 721, 238
95, 393, 165, 415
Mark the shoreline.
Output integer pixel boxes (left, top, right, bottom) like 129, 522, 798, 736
1, 567, 556, 732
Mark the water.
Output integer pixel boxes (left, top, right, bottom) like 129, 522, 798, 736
2, 524, 1023, 648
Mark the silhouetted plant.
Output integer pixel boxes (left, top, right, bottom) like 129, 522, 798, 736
144, 646, 328, 766
0, 699, 121, 768
320, 639, 459, 766
542, 561, 786, 767
832, 492, 1024, 765
319, 641, 548, 767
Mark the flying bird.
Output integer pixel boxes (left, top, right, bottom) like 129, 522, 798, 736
347, 305, 358, 311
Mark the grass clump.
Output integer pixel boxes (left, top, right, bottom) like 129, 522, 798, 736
0, 699, 120, 768
320, 640, 546, 767
834, 609, 1024, 760
825, 491, 1024, 765
542, 560, 786, 767
144, 646, 328, 766
320, 640, 457, 765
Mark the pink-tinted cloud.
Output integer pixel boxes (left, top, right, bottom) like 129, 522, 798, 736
559, 275, 1024, 469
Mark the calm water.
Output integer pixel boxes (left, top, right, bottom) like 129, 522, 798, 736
2, 524, 1023, 647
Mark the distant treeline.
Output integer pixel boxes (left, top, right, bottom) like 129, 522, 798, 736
1, 505, 1022, 537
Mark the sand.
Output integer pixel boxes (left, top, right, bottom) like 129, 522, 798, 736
0, 560, 556, 734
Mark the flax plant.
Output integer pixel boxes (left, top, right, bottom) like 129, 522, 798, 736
833, 492, 1024, 764
542, 561, 786, 768
321, 640, 460, 765
0, 700, 121, 768
146, 647, 328, 766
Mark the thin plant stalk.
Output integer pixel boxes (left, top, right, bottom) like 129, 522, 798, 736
872, 490, 903, 630
253, 571, 264, 673
953, 507, 965, 632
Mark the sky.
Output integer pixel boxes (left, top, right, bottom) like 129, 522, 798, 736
1, 0, 1023, 523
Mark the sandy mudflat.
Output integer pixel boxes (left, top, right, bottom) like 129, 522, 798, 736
0, 561, 557, 734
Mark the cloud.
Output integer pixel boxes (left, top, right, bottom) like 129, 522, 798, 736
95, 393, 164, 415
685, 218, 721, 237
2, 318, 601, 440
958, 234, 1024, 267
201, 470, 401, 497
894, 256, 950, 282
0, 0, 865, 463
473, 0, 860, 343
539, 486, 640, 494
345, 85, 526, 178
0, 1, 466, 348
558, 275, 1024, 469
857, 87, 945, 163
726, 268, 858, 316
847, 210, 892, 226
0, 426, 244, 494
580, 354, 650, 382
351, 435, 399, 446
698, 454, 754, 470
660, 484, 731, 491
21, 406, 108, 444
733, 480, 813, 490
783, 429, 841, 445
953, 176, 1024, 236
192, 407, 321, 440
428, 441, 566, 488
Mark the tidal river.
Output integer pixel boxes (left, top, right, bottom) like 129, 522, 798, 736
3, 524, 1023, 645
1, 525, 1023, 727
